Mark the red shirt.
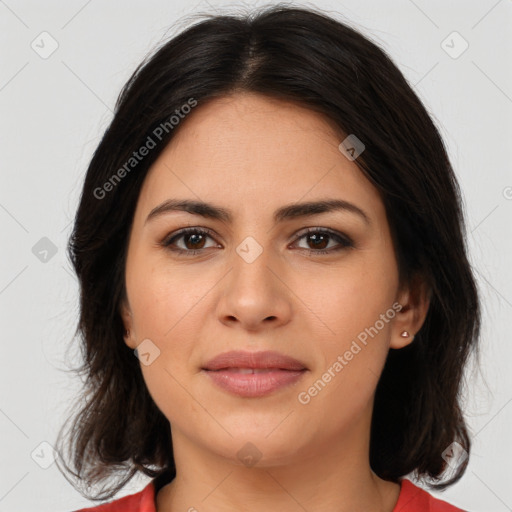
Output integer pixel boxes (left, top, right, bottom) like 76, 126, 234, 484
74, 478, 465, 511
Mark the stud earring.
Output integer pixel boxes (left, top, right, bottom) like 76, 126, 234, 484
400, 330, 415, 341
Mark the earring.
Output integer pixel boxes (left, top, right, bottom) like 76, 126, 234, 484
400, 330, 415, 340
125, 329, 130, 337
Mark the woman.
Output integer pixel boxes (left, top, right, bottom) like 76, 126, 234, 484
57, 5, 480, 511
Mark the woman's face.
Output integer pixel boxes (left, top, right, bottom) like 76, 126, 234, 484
121, 92, 423, 468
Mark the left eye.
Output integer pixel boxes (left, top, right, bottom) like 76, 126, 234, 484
292, 228, 353, 253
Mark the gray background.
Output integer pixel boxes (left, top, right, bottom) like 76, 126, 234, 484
1, 0, 511, 511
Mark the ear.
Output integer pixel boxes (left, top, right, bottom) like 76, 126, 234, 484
120, 298, 137, 350
390, 273, 431, 349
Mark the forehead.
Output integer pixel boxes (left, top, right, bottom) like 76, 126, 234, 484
136, 92, 384, 223
168, 92, 345, 156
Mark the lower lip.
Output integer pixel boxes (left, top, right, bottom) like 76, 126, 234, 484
202, 368, 307, 397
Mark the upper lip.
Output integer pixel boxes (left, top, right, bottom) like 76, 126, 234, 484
202, 350, 308, 371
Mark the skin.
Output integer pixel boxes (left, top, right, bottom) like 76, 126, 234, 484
121, 92, 430, 512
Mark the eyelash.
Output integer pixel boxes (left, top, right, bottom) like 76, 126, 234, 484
160, 227, 354, 257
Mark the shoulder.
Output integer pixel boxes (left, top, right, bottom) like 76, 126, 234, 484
394, 478, 467, 511
72, 481, 156, 512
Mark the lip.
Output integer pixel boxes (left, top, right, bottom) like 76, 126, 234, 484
203, 368, 307, 397
201, 350, 308, 398
202, 350, 308, 371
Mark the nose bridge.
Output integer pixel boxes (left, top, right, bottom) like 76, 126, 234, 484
216, 232, 292, 329
230, 234, 276, 296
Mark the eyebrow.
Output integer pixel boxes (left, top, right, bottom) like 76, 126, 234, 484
145, 198, 371, 226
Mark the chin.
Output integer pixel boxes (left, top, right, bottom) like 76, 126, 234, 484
205, 428, 307, 467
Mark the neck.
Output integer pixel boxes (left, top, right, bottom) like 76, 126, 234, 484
156, 406, 401, 512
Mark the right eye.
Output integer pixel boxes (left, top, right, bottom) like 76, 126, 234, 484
161, 227, 221, 256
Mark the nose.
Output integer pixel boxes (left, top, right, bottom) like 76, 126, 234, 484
216, 244, 293, 332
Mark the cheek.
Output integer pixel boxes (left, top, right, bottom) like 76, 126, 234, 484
126, 256, 210, 377
294, 267, 397, 435
139, 359, 199, 432
295, 258, 397, 345
127, 257, 208, 339
129, 269, 203, 419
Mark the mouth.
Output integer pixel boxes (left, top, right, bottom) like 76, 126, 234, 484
202, 367, 307, 397
201, 350, 308, 397
206, 367, 304, 373
202, 350, 308, 372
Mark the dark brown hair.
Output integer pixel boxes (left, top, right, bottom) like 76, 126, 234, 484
56, 3, 481, 501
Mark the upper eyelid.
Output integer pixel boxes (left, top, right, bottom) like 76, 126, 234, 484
164, 226, 218, 242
